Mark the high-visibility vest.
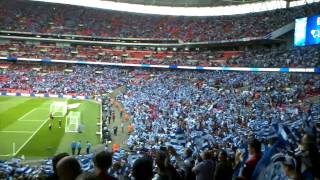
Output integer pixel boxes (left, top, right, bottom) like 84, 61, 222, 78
112, 144, 119, 152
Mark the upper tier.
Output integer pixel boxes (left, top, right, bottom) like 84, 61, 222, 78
0, 0, 319, 42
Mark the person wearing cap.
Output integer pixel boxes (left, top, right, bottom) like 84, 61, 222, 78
283, 156, 299, 180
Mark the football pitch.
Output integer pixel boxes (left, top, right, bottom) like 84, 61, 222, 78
0, 96, 101, 160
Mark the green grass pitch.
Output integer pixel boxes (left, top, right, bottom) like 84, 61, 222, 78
0, 96, 101, 160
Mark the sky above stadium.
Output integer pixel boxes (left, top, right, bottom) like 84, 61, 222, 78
31, 0, 320, 16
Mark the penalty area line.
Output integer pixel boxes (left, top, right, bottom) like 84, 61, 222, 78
14, 118, 49, 156
17, 108, 39, 121
0, 154, 12, 156
19, 120, 44, 122
0, 131, 34, 133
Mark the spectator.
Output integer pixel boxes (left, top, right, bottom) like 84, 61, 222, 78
182, 148, 195, 180
120, 121, 124, 133
239, 139, 262, 180
76, 172, 99, 180
299, 134, 320, 179
113, 126, 118, 136
154, 151, 182, 180
120, 110, 123, 119
56, 156, 82, 180
214, 150, 233, 180
128, 123, 133, 134
132, 157, 154, 180
93, 151, 116, 180
46, 152, 69, 180
283, 156, 299, 180
112, 112, 115, 123
192, 151, 215, 180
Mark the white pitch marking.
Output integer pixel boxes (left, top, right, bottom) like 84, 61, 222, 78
0, 131, 34, 133
0, 154, 12, 156
17, 108, 39, 121
19, 120, 44, 122
14, 118, 49, 156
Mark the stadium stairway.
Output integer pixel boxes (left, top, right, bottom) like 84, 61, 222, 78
107, 86, 130, 151
264, 22, 294, 39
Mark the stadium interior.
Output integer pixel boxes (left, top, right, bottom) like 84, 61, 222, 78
0, 0, 319, 179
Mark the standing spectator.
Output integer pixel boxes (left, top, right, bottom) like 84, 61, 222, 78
112, 112, 115, 123
154, 151, 182, 180
300, 134, 320, 179
77, 140, 82, 155
120, 121, 124, 133
56, 156, 82, 180
113, 126, 118, 136
120, 109, 123, 119
282, 156, 299, 180
86, 141, 91, 154
71, 141, 77, 156
109, 109, 112, 119
182, 148, 195, 180
93, 151, 116, 180
192, 151, 215, 180
108, 116, 111, 125
214, 150, 233, 180
239, 139, 262, 180
128, 123, 133, 135
168, 146, 183, 169
46, 152, 69, 180
132, 157, 154, 180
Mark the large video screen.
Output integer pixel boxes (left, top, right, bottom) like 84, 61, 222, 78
294, 15, 320, 46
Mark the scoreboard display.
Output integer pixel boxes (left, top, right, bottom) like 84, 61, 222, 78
294, 15, 320, 46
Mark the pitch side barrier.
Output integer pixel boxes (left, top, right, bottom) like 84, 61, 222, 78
0, 57, 319, 73
0, 92, 90, 100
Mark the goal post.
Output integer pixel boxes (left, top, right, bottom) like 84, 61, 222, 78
65, 111, 81, 133
50, 102, 68, 117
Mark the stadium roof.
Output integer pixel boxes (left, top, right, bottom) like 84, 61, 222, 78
103, 0, 269, 7
32, 0, 320, 16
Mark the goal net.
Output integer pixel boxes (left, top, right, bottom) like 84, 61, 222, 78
65, 111, 81, 133
50, 102, 67, 117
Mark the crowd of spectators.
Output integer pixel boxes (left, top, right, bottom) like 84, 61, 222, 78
0, 63, 128, 96
117, 69, 320, 180
0, 61, 319, 179
227, 45, 320, 68
0, 0, 319, 179
1, 41, 319, 68
0, 41, 221, 66
0, 0, 319, 42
